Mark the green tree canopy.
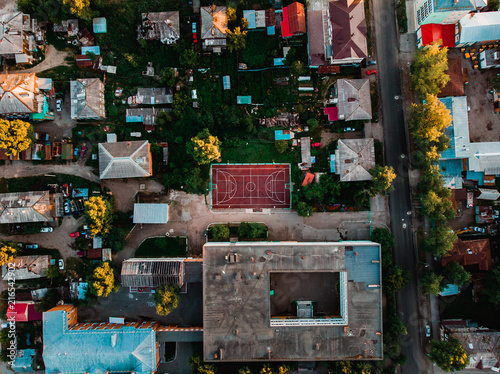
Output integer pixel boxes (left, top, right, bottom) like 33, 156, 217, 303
370, 165, 396, 196
172, 93, 191, 117
189, 355, 216, 374
89, 262, 118, 298
420, 271, 444, 295
275, 140, 289, 154
0, 245, 16, 266
370, 228, 396, 252
159, 67, 176, 86
410, 94, 452, 146
483, 266, 500, 307
0, 119, 34, 156
226, 27, 247, 53
238, 222, 268, 239
212, 224, 230, 241
443, 262, 471, 286
411, 42, 450, 96
62, 0, 94, 20
290, 60, 305, 77
297, 201, 313, 217
384, 263, 410, 294
154, 284, 180, 316
423, 226, 457, 257
85, 196, 113, 236
35, 288, 61, 312
186, 128, 221, 165
429, 338, 468, 372
179, 48, 199, 67
420, 188, 455, 223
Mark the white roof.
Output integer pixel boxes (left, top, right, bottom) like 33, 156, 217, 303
478, 188, 500, 201
459, 12, 500, 45
133, 203, 169, 224
468, 142, 500, 175
439, 96, 471, 160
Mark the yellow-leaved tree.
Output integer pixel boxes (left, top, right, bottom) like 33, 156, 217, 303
90, 262, 118, 297
0, 119, 34, 156
186, 128, 221, 165
0, 245, 16, 266
226, 26, 247, 53
410, 42, 450, 96
154, 284, 180, 316
369, 165, 397, 196
84, 196, 113, 236
63, 0, 93, 21
410, 94, 452, 146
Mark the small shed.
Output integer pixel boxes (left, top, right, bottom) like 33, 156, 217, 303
133, 203, 169, 224
243, 10, 256, 29
223, 76, 231, 90
324, 107, 338, 122
81, 46, 100, 56
237, 96, 252, 104
302, 172, 314, 186
275, 130, 294, 140
61, 143, 73, 160
93, 17, 107, 33
477, 188, 500, 201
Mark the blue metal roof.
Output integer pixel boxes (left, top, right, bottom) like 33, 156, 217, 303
274, 58, 285, 66
436, 0, 474, 11
330, 154, 336, 173
439, 159, 463, 177
344, 245, 381, 288
223, 75, 231, 90
43, 309, 157, 374
12, 349, 35, 372
93, 17, 107, 33
439, 97, 470, 160
275, 130, 292, 140
267, 26, 275, 35
243, 10, 256, 29
237, 96, 252, 104
81, 46, 100, 55
126, 115, 144, 123
466, 171, 484, 185
73, 188, 89, 198
439, 284, 460, 296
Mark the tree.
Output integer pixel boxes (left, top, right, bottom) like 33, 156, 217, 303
227, 6, 237, 23
46, 265, 59, 286
35, 288, 61, 312
410, 94, 452, 145
297, 201, 313, 217
418, 164, 445, 193
84, 196, 113, 236
179, 48, 199, 67
63, 0, 93, 20
370, 165, 396, 196
186, 128, 221, 165
370, 228, 396, 252
423, 226, 457, 258
384, 263, 410, 294
483, 266, 500, 306
275, 140, 289, 154
226, 27, 247, 52
189, 355, 216, 374
0, 245, 16, 266
154, 284, 180, 316
429, 338, 468, 372
0, 119, 34, 156
307, 118, 319, 132
238, 367, 253, 374
238, 222, 268, 239
290, 60, 305, 77
420, 189, 455, 223
411, 42, 450, 96
105, 228, 127, 252
89, 262, 118, 298
159, 67, 176, 86
443, 262, 471, 286
212, 224, 230, 241
490, 0, 500, 10
420, 271, 444, 295
172, 93, 191, 117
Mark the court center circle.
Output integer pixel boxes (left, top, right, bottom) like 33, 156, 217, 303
246, 182, 256, 192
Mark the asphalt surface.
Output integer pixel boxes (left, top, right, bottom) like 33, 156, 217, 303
372, 0, 431, 372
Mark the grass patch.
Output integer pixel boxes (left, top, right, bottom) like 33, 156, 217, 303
135, 237, 187, 258
396, 0, 408, 34
0, 178, 7, 193
221, 138, 298, 164
8, 174, 100, 193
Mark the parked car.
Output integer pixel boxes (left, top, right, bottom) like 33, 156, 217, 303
25, 244, 38, 249
425, 325, 431, 338
56, 99, 62, 112
367, 60, 377, 65
192, 22, 197, 33
70, 231, 80, 238
193, 32, 198, 43
58, 259, 64, 270
473, 227, 486, 233
61, 184, 70, 198
76, 251, 87, 257
80, 146, 87, 157
366, 69, 377, 75
311, 142, 322, 147
40, 227, 53, 233
63, 201, 70, 214
344, 127, 355, 131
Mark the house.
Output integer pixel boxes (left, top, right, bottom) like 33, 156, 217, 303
281, 2, 306, 38
335, 79, 372, 121
456, 12, 500, 47
121, 258, 185, 288
6, 301, 42, 322
417, 23, 456, 48
414, 0, 474, 26
438, 96, 470, 189
335, 138, 375, 181
468, 141, 500, 177
93, 17, 107, 33
0, 191, 63, 223
0, 12, 44, 63
0, 73, 53, 120
43, 305, 161, 374
203, 241, 382, 361
438, 57, 467, 97
243, 10, 266, 29
137, 12, 180, 44
441, 238, 491, 271
201, 5, 228, 50
133, 203, 169, 224
53, 19, 78, 37
300, 136, 312, 170
11, 349, 36, 372
307, 0, 332, 66
329, 0, 368, 64
2, 255, 52, 281
98, 140, 152, 179
128, 87, 173, 105
477, 188, 500, 201
126, 107, 168, 129
442, 320, 500, 370
77, 28, 94, 46
475, 205, 495, 224
70, 78, 105, 120
81, 45, 100, 56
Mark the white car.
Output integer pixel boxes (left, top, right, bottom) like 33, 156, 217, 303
58, 259, 64, 270
40, 227, 53, 233
425, 325, 431, 338
56, 99, 62, 112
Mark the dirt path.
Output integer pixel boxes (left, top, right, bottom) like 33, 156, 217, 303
10, 45, 73, 74
102, 179, 165, 212
0, 161, 99, 182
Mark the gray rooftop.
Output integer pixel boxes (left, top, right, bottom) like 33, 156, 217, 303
121, 258, 185, 287
459, 12, 500, 46
126, 107, 168, 125
98, 140, 152, 179
2, 255, 51, 280
335, 138, 375, 181
132, 87, 173, 105
468, 141, 500, 175
449, 330, 500, 369
70, 78, 105, 119
0, 191, 55, 223
203, 241, 383, 362
0, 12, 32, 56
138, 12, 180, 44
201, 5, 227, 48
0, 73, 44, 115
336, 79, 372, 121
133, 203, 169, 224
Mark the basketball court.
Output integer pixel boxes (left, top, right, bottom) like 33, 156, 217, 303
210, 164, 291, 209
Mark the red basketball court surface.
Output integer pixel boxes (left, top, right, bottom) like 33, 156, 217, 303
211, 164, 291, 209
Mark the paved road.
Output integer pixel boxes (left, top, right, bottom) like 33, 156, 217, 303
0, 162, 99, 182
372, 0, 431, 372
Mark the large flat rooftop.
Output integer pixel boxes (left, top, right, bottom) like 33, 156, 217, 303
203, 241, 383, 362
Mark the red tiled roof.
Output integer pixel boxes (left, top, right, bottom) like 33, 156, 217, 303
442, 238, 492, 271
6, 302, 42, 322
324, 106, 338, 121
76, 55, 92, 67
318, 65, 340, 74
439, 56, 465, 97
302, 172, 315, 186
87, 248, 102, 259
420, 23, 455, 48
281, 6, 291, 38
287, 2, 306, 35
265, 8, 276, 27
